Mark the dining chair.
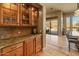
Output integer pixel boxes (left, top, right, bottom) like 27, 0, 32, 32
65, 31, 79, 52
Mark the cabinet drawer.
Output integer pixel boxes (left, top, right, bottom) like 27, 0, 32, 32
2, 42, 23, 54
16, 42, 23, 48
2, 45, 16, 54
2, 50, 16, 56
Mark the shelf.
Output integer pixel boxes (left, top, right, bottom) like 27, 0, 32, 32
1, 3, 18, 26
3, 14, 17, 18
0, 24, 19, 27
21, 4, 30, 26
3, 7, 18, 12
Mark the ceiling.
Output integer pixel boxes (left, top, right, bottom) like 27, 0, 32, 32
41, 3, 77, 14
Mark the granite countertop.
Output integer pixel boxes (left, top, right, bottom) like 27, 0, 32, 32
0, 34, 40, 49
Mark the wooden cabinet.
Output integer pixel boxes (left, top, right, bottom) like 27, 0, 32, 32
0, 3, 41, 27
0, 34, 43, 56
0, 53, 1, 56
0, 49, 1, 56
0, 3, 19, 26
2, 46, 23, 56
35, 35, 42, 54
29, 6, 39, 26
1, 42, 23, 56
2, 50, 16, 56
15, 46, 23, 56
24, 34, 42, 56
24, 37, 35, 56
21, 4, 30, 26
21, 4, 39, 26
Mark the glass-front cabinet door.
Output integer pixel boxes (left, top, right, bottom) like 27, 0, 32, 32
1, 3, 19, 26
21, 3, 29, 26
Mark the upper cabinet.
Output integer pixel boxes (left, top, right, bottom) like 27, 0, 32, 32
0, 3, 42, 27
29, 6, 39, 26
20, 4, 29, 26
21, 4, 39, 26
0, 3, 19, 26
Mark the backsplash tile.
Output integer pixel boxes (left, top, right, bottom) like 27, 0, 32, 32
0, 27, 31, 39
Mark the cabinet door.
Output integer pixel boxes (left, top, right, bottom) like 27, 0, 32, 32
1, 3, 19, 26
29, 6, 38, 26
26, 38, 34, 56
21, 4, 30, 26
2, 51, 16, 56
0, 49, 1, 56
15, 46, 23, 56
35, 35, 42, 53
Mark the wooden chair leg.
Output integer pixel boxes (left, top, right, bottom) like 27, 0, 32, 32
69, 42, 70, 52
78, 48, 79, 52
75, 44, 79, 52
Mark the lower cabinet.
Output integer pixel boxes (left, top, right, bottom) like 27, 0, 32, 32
35, 35, 42, 54
0, 34, 42, 56
2, 50, 16, 56
0, 50, 1, 56
1, 42, 23, 56
24, 34, 42, 56
24, 37, 35, 56
15, 46, 23, 56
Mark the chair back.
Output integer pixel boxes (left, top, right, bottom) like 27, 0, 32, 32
65, 31, 70, 40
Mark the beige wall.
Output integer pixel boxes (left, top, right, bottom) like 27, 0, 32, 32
42, 6, 46, 48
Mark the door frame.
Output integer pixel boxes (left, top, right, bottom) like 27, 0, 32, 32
46, 16, 59, 35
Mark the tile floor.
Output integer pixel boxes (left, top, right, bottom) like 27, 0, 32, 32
38, 34, 79, 56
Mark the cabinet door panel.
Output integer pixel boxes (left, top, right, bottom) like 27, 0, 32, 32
0, 49, 1, 56
35, 35, 42, 53
26, 39, 34, 56
15, 46, 23, 56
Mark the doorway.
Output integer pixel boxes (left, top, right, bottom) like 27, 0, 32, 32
46, 16, 59, 46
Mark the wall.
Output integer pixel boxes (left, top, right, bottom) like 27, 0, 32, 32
42, 6, 46, 48
0, 27, 31, 39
